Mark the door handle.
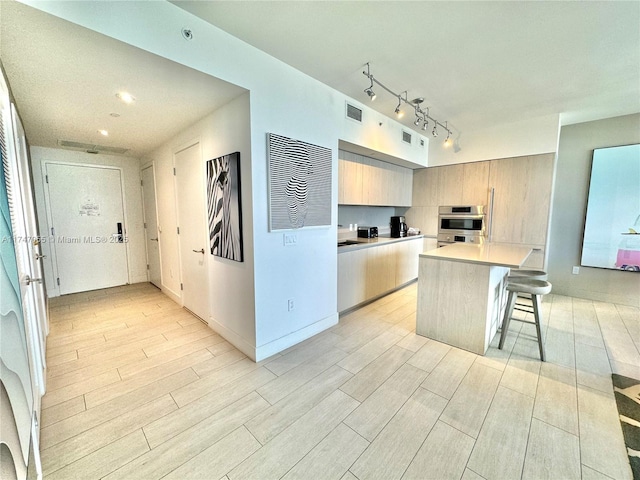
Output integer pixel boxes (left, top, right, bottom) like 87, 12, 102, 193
24, 275, 42, 286
192, 249, 205, 254
150, 238, 158, 242
35, 253, 47, 260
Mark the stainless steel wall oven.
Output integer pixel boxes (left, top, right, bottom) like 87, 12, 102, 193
437, 205, 486, 246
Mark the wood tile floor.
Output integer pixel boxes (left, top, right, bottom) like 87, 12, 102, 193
39, 282, 639, 479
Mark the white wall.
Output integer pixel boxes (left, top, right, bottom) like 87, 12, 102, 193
22, 1, 437, 360
548, 113, 640, 306
142, 93, 256, 354
428, 113, 561, 166
30, 147, 146, 297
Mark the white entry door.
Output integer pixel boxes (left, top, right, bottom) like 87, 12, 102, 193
141, 165, 161, 288
175, 142, 209, 321
46, 163, 129, 295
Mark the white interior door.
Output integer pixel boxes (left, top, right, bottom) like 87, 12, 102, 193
141, 165, 161, 288
46, 163, 129, 295
175, 142, 209, 321
1, 82, 44, 479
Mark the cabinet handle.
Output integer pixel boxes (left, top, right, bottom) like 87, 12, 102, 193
487, 187, 495, 242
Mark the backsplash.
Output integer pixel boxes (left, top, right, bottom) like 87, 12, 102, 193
337, 205, 411, 240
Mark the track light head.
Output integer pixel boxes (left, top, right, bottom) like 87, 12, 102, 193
364, 77, 376, 100
395, 97, 403, 118
365, 87, 377, 100
422, 121, 428, 131
432, 125, 438, 137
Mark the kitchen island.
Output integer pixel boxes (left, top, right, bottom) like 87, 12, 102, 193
416, 243, 532, 355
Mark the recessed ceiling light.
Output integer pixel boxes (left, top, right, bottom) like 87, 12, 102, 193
116, 92, 135, 104
98, 129, 109, 136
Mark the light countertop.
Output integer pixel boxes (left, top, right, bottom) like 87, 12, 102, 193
420, 243, 532, 268
337, 234, 424, 253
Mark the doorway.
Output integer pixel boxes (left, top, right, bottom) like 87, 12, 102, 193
44, 162, 129, 295
175, 142, 209, 321
141, 164, 161, 288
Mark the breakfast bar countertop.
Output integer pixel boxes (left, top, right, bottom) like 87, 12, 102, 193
420, 243, 532, 269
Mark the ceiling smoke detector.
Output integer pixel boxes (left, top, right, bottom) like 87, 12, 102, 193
181, 28, 193, 40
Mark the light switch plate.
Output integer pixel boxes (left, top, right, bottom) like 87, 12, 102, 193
284, 233, 297, 246
572, 266, 580, 274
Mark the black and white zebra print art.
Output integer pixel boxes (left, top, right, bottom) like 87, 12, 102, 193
267, 133, 332, 230
206, 152, 243, 262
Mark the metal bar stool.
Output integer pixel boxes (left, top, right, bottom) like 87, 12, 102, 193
498, 278, 552, 361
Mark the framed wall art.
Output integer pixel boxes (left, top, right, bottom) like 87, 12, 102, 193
207, 152, 243, 262
267, 133, 332, 230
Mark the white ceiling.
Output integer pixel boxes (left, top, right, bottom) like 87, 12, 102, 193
173, 0, 640, 137
1, 1, 638, 159
0, 1, 246, 158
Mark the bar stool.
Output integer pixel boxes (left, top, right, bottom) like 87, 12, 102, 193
498, 278, 552, 361
507, 269, 548, 308
508, 269, 548, 281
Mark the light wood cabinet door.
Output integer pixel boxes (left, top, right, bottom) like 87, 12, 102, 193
395, 238, 423, 285
412, 168, 438, 207
437, 164, 464, 206
340, 155, 413, 207
366, 244, 396, 298
462, 161, 491, 206
488, 154, 555, 245
340, 158, 364, 205
337, 248, 368, 311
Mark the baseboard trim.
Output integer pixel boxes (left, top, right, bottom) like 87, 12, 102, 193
254, 313, 339, 362
207, 316, 257, 361
161, 285, 182, 305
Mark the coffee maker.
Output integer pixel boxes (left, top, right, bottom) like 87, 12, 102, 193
390, 216, 408, 238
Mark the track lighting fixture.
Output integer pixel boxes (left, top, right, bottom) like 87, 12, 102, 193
362, 63, 452, 141
414, 110, 421, 126
394, 93, 406, 118
363, 63, 376, 101
444, 122, 452, 146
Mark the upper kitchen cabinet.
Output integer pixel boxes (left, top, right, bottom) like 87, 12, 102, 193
488, 153, 555, 245
412, 161, 490, 208
338, 151, 413, 206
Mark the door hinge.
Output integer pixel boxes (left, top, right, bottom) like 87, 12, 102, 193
180, 283, 183, 291
177, 227, 180, 235
56, 277, 60, 286
140, 179, 143, 187
173, 167, 176, 176
146, 264, 149, 270
51, 227, 55, 236
45, 174, 49, 184
144, 222, 147, 229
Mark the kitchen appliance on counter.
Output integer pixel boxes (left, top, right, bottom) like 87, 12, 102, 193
357, 226, 378, 238
390, 216, 408, 238
437, 205, 486, 247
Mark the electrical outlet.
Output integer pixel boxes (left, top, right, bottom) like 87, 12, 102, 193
572, 266, 580, 275
287, 299, 295, 311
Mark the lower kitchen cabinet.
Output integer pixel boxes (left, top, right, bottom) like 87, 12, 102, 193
337, 248, 367, 312
338, 237, 423, 312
